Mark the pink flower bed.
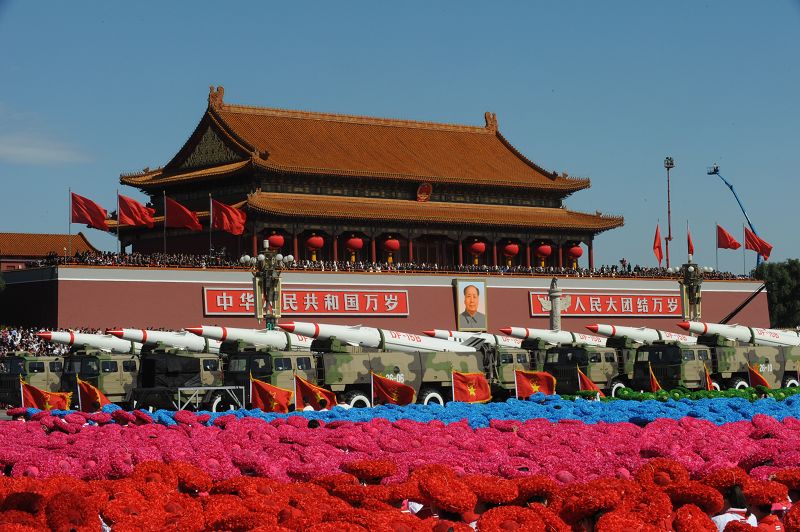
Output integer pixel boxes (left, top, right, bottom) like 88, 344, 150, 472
2, 413, 800, 483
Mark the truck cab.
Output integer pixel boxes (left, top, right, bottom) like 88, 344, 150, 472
0, 352, 63, 407
542, 345, 623, 396
133, 346, 223, 409
61, 348, 139, 406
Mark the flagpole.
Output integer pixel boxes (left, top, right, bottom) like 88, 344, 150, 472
116, 189, 121, 255
686, 220, 690, 262
715, 222, 719, 272
513, 369, 518, 399
742, 224, 746, 276
370, 372, 374, 407
76, 376, 83, 412
209, 193, 213, 256
451, 370, 455, 402
163, 190, 166, 254
67, 187, 72, 260
248, 373, 252, 409
19, 376, 24, 408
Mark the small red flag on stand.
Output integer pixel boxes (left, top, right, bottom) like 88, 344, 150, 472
165, 197, 202, 231
371, 372, 415, 406
716, 225, 741, 250
748, 364, 770, 389
703, 363, 714, 391
577, 367, 605, 397
250, 374, 293, 413
687, 229, 695, 256
118, 194, 155, 228
211, 198, 247, 235
20, 377, 72, 410
71, 193, 109, 231
653, 225, 663, 266
294, 375, 337, 410
514, 370, 556, 398
649, 362, 663, 392
452, 371, 492, 403
76, 376, 111, 412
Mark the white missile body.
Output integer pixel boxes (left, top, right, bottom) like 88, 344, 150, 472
422, 329, 523, 348
586, 324, 697, 345
107, 328, 221, 353
279, 322, 476, 353
36, 331, 141, 354
184, 325, 314, 350
678, 321, 800, 347
500, 326, 607, 347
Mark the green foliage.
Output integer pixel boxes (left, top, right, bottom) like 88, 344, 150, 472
754, 259, 800, 328
565, 385, 800, 403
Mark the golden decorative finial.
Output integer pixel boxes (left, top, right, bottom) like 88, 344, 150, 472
208, 85, 225, 109
484, 111, 498, 132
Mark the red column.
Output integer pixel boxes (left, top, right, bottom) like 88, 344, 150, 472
492, 241, 497, 266
371, 238, 377, 263
251, 233, 257, 256
332, 233, 338, 262
293, 233, 299, 259
589, 241, 594, 270
525, 242, 531, 267
408, 238, 413, 262
458, 240, 463, 265
558, 244, 563, 268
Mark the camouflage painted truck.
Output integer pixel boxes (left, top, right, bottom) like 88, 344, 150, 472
60, 347, 139, 408
221, 336, 534, 408
540, 337, 641, 397
630, 335, 800, 391
0, 352, 63, 407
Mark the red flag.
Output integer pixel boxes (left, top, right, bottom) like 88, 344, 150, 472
716, 225, 741, 250
118, 194, 155, 228
577, 367, 605, 397
452, 371, 492, 403
744, 227, 773, 261
653, 225, 663, 266
688, 229, 695, 256
165, 197, 202, 231
514, 370, 556, 398
371, 372, 416, 406
748, 364, 770, 389
20, 377, 72, 410
294, 375, 337, 410
71, 192, 109, 231
211, 198, 246, 235
250, 374, 293, 413
76, 376, 111, 412
703, 363, 714, 392
649, 362, 662, 392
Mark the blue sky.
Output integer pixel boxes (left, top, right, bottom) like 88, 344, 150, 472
1, 1, 798, 273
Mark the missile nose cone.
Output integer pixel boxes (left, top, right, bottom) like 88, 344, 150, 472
36, 332, 52, 341
278, 322, 295, 332
184, 327, 204, 336
585, 324, 599, 333
106, 329, 124, 339
677, 321, 691, 331
499, 328, 512, 336
422, 330, 436, 337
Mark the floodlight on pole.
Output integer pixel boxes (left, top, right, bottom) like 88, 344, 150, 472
664, 156, 675, 268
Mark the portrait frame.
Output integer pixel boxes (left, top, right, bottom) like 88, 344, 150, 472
453, 278, 488, 332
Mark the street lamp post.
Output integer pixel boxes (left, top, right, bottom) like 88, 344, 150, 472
239, 242, 294, 330
668, 260, 714, 321
664, 156, 675, 269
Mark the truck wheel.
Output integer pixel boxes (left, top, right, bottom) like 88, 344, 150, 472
419, 388, 445, 406
782, 376, 800, 388
730, 377, 750, 390
710, 379, 722, 391
209, 393, 229, 412
609, 379, 627, 398
341, 390, 371, 408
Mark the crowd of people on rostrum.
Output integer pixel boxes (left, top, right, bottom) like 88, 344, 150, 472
26, 251, 754, 280
0, 327, 99, 357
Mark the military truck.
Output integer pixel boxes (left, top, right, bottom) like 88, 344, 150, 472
0, 352, 63, 407
220, 336, 533, 409
540, 337, 640, 397
131, 346, 225, 410
61, 348, 139, 408
630, 335, 800, 392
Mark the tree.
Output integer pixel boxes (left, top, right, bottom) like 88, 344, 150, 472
754, 259, 800, 328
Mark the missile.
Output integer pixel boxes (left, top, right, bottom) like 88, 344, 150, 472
278, 322, 476, 353
586, 324, 697, 345
422, 329, 523, 348
678, 321, 800, 347
184, 326, 314, 350
499, 327, 607, 347
107, 328, 221, 353
36, 331, 141, 354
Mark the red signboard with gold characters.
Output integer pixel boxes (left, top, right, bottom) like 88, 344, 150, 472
204, 288, 410, 316
529, 291, 683, 317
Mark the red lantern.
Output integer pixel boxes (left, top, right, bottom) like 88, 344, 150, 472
469, 242, 486, 256
267, 234, 284, 250
535, 244, 552, 258
568, 245, 583, 258
503, 243, 519, 257
346, 237, 364, 251
306, 235, 324, 250
383, 238, 400, 252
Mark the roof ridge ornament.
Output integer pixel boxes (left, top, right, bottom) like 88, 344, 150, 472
484, 111, 498, 132
208, 85, 225, 109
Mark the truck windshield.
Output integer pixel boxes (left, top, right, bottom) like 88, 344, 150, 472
636, 347, 681, 364
545, 349, 588, 365
227, 357, 248, 373
0, 358, 25, 374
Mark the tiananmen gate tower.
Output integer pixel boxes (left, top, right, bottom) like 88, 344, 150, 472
119, 86, 623, 268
